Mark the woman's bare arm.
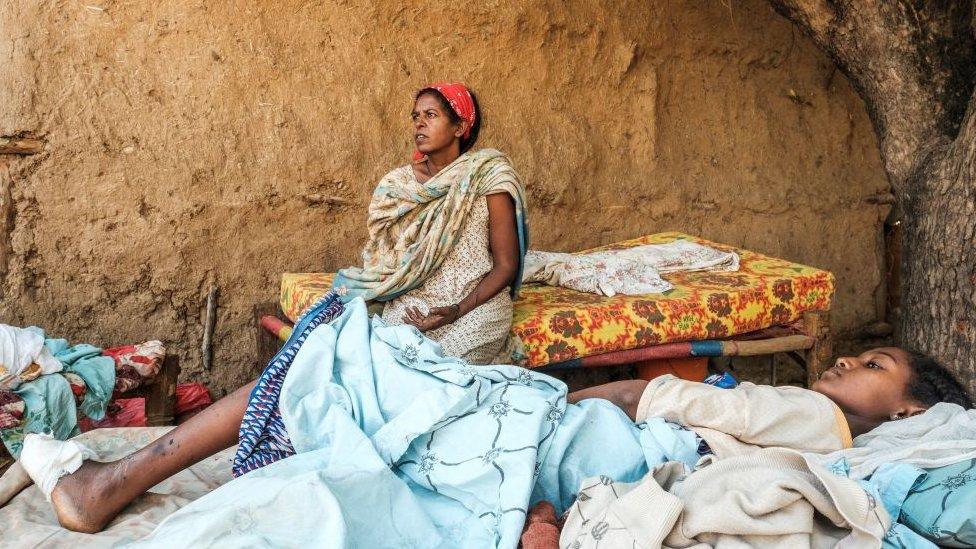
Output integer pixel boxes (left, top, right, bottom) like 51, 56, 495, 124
457, 193, 519, 312
405, 193, 519, 331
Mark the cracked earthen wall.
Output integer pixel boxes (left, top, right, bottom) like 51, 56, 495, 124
0, 0, 889, 395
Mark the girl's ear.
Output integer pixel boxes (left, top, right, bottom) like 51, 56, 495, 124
455, 120, 469, 138
891, 403, 928, 420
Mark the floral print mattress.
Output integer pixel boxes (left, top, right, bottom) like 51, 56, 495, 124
280, 232, 834, 369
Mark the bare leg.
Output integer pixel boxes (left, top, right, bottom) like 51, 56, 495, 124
567, 380, 648, 421
49, 380, 256, 533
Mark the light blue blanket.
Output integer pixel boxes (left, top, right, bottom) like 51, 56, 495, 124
133, 298, 697, 548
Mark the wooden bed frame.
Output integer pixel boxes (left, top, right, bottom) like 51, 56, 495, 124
253, 303, 832, 388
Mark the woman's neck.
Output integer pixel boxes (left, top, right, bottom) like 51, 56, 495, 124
425, 145, 462, 175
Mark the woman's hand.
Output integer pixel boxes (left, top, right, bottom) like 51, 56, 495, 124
404, 305, 460, 332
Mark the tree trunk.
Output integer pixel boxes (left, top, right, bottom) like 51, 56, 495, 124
766, 1, 976, 391
902, 89, 976, 385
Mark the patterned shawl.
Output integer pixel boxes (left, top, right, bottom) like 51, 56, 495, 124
333, 148, 529, 303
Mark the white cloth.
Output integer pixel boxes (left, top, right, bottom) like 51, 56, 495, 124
0, 324, 63, 390
560, 448, 889, 549
19, 433, 95, 501
522, 240, 739, 296
808, 403, 976, 479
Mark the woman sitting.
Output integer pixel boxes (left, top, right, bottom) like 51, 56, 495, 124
333, 82, 528, 365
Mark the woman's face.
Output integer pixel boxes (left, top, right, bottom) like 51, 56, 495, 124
812, 347, 925, 421
412, 93, 464, 157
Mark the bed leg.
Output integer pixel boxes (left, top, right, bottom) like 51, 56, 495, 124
145, 354, 179, 427
802, 311, 831, 388
254, 302, 282, 370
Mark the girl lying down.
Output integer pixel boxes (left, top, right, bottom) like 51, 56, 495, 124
12, 294, 973, 546
568, 346, 973, 456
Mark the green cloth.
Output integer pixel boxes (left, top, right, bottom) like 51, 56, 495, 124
44, 339, 116, 421
3, 375, 80, 457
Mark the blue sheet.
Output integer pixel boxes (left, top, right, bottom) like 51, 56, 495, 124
828, 458, 938, 549
132, 298, 697, 548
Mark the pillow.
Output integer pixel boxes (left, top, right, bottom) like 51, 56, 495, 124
900, 458, 976, 547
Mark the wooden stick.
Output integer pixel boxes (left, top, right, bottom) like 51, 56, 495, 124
802, 311, 832, 388
727, 334, 815, 356
201, 286, 218, 371
0, 137, 44, 155
0, 159, 11, 278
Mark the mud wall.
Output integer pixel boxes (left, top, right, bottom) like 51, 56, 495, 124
0, 0, 889, 394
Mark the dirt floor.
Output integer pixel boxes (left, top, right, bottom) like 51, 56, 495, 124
0, 0, 890, 395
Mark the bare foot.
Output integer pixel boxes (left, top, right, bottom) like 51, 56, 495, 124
49, 460, 128, 533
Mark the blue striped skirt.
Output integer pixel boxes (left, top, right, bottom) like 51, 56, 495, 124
231, 291, 345, 477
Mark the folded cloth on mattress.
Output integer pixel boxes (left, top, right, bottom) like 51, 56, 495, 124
281, 232, 835, 368
124, 298, 703, 548
522, 239, 739, 296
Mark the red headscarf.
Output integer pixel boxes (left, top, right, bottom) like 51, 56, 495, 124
413, 82, 477, 162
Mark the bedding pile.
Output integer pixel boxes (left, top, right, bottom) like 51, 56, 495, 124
0, 324, 164, 457
560, 403, 976, 548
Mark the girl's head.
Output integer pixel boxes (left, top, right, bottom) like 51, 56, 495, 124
412, 84, 481, 160
812, 347, 972, 428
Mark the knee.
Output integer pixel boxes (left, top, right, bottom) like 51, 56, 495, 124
617, 379, 648, 421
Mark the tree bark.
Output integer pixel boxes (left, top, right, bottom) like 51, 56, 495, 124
902, 88, 976, 383
766, 0, 976, 391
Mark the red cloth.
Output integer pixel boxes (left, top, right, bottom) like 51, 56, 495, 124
175, 383, 212, 416
78, 398, 146, 430
78, 383, 214, 431
413, 82, 477, 161
520, 501, 561, 549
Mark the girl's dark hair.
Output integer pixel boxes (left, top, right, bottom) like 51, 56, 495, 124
905, 349, 973, 408
415, 87, 482, 153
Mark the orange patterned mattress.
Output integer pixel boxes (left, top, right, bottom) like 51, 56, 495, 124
280, 232, 834, 368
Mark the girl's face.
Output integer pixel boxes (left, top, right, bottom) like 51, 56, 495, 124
812, 347, 926, 422
411, 93, 465, 158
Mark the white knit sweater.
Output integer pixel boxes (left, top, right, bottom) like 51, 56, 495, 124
636, 375, 853, 457
560, 448, 889, 548
559, 376, 876, 548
